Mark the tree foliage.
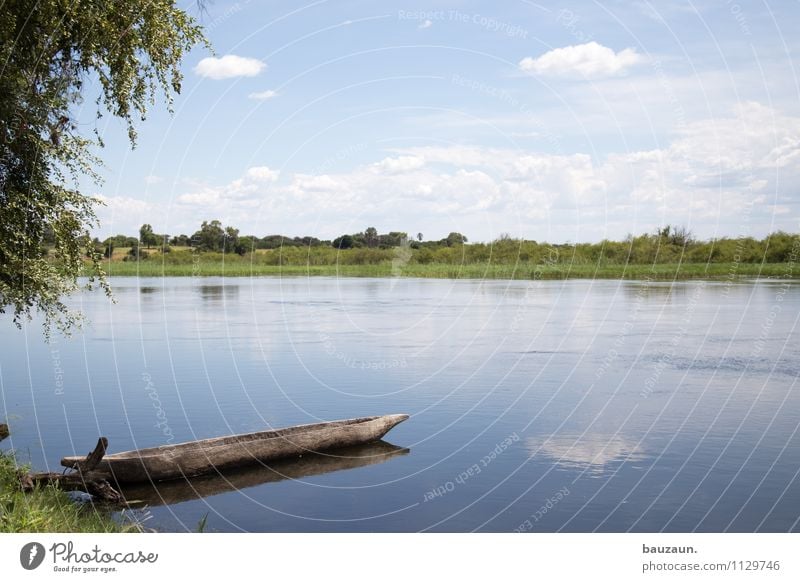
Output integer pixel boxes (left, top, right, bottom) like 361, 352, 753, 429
139, 224, 158, 248
0, 0, 206, 334
444, 232, 468, 246
364, 226, 378, 248
333, 234, 355, 250
191, 220, 246, 255
96, 220, 799, 273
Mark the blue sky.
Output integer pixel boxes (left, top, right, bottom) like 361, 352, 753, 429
88, 0, 800, 243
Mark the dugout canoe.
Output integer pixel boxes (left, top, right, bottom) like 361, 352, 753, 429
118, 441, 409, 506
61, 414, 409, 484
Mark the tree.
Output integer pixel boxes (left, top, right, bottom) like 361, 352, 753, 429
0, 2, 206, 334
294, 236, 323, 247
657, 225, 693, 247
765, 231, 798, 263
332, 234, 355, 250
170, 234, 191, 247
261, 235, 293, 249
364, 226, 378, 248
193, 220, 225, 252
223, 226, 242, 254
139, 224, 158, 249
238, 235, 258, 253
379, 231, 408, 248
444, 232, 468, 246
189, 220, 245, 254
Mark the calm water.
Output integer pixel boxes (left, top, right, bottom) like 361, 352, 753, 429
1, 277, 799, 532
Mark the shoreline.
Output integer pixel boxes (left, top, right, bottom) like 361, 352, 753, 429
90, 261, 798, 281
0, 451, 137, 533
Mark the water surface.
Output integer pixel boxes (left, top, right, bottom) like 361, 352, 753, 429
1, 277, 798, 532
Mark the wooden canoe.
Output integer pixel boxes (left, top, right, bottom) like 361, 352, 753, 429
60, 414, 408, 484
118, 441, 409, 507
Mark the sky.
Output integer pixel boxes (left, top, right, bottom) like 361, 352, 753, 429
87, 0, 800, 243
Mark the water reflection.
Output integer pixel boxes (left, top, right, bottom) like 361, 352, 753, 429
199, 285, 239, 302
623, 281, 685, 302
526, 434, 646, 475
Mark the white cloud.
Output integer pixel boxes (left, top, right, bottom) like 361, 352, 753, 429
374, 155, 425, 173
245, 166, 280, 182
291, 174, 341, 192
418, 19, 432, 29
176, 189, 220, 206
176, 166, 279, 210
144, 175, 163, 186
395, 103, 799, 234
99, 103, 799, 242
96, 194, 154, 215
519, 42, 644, 78
94, 195, 157, 238
194, 55, 266, 80
397, 145, 503, 169
248, 89, 278, 100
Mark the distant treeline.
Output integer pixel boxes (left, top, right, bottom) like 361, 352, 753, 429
94, 221, 467, 260
89, 222, 799, 265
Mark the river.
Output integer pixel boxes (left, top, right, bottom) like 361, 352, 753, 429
1, 277, 798, 532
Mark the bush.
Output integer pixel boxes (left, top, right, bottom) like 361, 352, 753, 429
124, 247, 150, 261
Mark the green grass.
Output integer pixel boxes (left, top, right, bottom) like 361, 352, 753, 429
95, 258, 797, 280
0, 452, 140, 533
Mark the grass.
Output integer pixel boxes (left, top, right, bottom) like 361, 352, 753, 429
0, 452, 140, 533
95, 257, 796, 280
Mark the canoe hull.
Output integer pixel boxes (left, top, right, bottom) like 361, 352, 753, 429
61, 414, 408, 484
118, 441, 409, 507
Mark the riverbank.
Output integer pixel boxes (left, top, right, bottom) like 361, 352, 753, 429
96, 259, 796, 280
0, 452, 137, 533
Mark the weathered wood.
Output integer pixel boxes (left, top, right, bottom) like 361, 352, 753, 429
118, 441, 409, 507
23, 436, 121, 502
0, 423, 9, 441
61, 414, 410, 484
65, 437, 108, 472
84, 479, 122, 503
22, 470, 122, 502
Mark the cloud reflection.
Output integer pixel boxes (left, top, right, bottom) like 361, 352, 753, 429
526, 434, 645, 475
